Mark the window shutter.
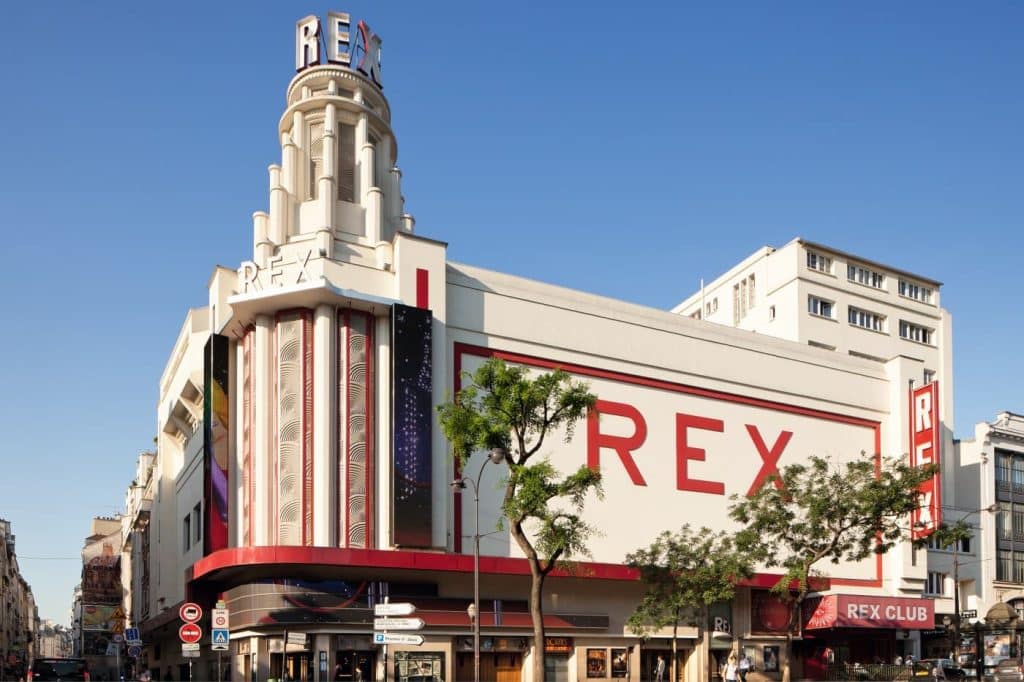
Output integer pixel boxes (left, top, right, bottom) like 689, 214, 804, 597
337, 123, 355, 202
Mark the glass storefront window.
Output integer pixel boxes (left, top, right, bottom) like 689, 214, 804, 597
393, 651, 443, 682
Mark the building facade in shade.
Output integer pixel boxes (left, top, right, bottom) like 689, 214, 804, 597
74, 516, 126, 681
0, 519, 38, 680
136, 11, 957, 682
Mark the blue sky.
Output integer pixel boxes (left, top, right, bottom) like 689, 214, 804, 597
0, 1, 1020, 624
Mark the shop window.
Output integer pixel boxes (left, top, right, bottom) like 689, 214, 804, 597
394, 650, 443, 682
587, 649, 608, 678
925, 571, 946, 595
544, 656, 570, 682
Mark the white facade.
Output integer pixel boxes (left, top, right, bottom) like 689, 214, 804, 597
131, 12, 964, 682
956, 413, 1024, 616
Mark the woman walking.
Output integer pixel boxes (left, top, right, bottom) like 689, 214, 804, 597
724, 653, 740, 682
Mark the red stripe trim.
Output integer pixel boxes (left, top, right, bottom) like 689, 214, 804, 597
189, 545, 823, 591
344, 310, 352, 547
416, 268, 429, 309
365, 312, 374, 548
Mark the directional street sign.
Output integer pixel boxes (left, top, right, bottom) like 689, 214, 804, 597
125, 628, 142, 646
373, 617, 425, 631
180, 602, 203, 623
373, 602, 416, 617
212, 629, 230, 651
287, 632, 307, 646
374, 633, 424, 646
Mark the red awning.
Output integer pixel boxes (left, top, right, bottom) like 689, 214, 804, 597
804, 595, 934, 630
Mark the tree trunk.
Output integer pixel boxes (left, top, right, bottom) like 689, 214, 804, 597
530, 566, 546, 682
671, 619, 679, 682
782, 630, 792, 682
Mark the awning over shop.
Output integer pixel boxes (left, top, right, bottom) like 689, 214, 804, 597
804, 594, 934, 630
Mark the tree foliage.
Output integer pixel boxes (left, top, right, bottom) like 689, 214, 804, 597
438, 357, 601, 681
626, 526, 754, 682
728, 452, 937, 682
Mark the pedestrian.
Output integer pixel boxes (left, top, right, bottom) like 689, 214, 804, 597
739, 653, 751, 682
725, 653, 740, 682
654, 655, 666, 682
895, 655, 903, 666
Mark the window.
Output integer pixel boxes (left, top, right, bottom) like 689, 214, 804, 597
899, 279, 933, 303
733, 284, 741, 325
768, 305, 776, 321
848, 306, 885, 332
899, 320, 933, 344
337, 123, 356, 202
847, 264, 886, 289
183, 514, 191, 552
193, 503, 202, 543
1015, 504, 1024, 542
923, 369, 936, 384
998, 507, 1011, 540
997, 453, 1012, 489
807, 251, 832, 273
1016, 552, 1024, 584
808, 296, 834, 319
925, 571, 946, 595
748, 275, 755, 309
689, 310, 702, 320
998, 550, 1012, 582
740, 279, 748, 319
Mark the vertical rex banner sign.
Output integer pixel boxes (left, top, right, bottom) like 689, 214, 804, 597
910, 381, 941, 540
204, 333, 231, 554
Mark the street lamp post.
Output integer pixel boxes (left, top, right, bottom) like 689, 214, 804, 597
451, 448, 506, 682
948, 504, 999, 663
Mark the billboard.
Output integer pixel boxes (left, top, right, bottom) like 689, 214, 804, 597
909, 381, 941, 540
81, 604, 118, 630
81, 548, 121, 604
390, 304, 433, 547
204, 333, 230, 554
455, 344, 882, 583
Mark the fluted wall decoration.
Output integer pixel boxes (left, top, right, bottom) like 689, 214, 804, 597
242, 330, 253, 546
338, 310, 374, 548
276, 314, 306, 545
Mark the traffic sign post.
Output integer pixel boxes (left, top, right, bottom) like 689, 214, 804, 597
373, 633, 424, 646
179, 602, 203, 623
373, 618, 425, 631
374, 602, 416, 617
179, 623, 203, 644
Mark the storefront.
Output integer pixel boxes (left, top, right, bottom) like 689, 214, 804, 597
801, 594, 935, 677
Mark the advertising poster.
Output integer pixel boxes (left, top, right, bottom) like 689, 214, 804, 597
204, 333, 230, 555
390, 304, 433, 547
81, 604, 117, 630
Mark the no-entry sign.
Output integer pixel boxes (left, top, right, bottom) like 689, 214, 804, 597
179, 623, 203, 644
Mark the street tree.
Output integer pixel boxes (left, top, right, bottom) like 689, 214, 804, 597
438, 357, 602, 682
728, 453, 937, 682
625, 526, 754, 682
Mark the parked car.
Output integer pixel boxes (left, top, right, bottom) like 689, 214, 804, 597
914, 658, 968, 680
26, 657, 90, 681
994, 658, 1024, 682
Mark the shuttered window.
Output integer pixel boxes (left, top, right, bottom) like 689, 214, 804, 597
337, 123, 355, 202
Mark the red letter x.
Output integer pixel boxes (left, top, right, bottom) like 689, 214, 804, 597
745, 425, 792, 496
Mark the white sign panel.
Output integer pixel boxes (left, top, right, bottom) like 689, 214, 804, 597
457, 348, 881, 582
374, 603, 416, 617
211, 608, 229, 629
373, 618, 425, 631
374, 633, 424, 646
